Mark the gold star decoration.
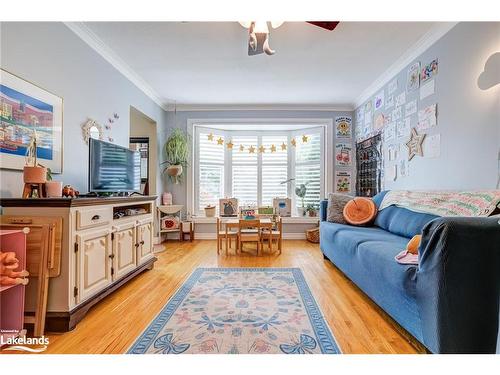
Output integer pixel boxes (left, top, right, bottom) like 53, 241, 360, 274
270, 144, 276, 153
207, 133, 214, 141
280, 142, 287, 151
217, 137, 224, 145
302, 135, 308, 143
259, 145, 266, 153
291, 138, 297, 147
405, 128, 426, 161
248, 145, 256, 153
239, 144, 245, 152
226, 141, 234, 149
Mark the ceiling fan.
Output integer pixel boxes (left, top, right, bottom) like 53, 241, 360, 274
239, 21, 339, 56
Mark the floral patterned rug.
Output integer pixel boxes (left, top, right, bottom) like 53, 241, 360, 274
128, 268, 340, 354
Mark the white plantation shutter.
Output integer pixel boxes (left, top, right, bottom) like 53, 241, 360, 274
194, 126, 324, 215
232, 136, 258, 206
295, 132, 321, 209
198, 132, 224, 212
261, 135, 288, 206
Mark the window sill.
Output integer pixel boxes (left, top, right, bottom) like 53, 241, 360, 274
191, 216, 319, 224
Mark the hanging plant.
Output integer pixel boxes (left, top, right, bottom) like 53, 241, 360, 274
162, 128, 190, 184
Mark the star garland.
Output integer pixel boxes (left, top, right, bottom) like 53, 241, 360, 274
205, 133, 310, 154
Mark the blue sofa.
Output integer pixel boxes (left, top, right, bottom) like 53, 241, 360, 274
319, 191, 500, 353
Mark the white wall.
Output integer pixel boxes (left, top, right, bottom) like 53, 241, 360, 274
0, 22, 168, 197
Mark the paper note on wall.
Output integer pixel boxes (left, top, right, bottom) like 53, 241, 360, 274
405, 100, 417, 116
417, 103, 437, 131
420, 79, 435, 100
424, 134, 441, 158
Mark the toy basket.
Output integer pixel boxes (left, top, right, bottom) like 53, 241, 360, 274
306, 227, 320, 243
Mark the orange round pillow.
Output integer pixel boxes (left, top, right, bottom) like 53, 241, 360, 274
343, 197, 377, 225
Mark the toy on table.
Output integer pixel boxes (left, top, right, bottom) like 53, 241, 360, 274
62, 184, 80, 198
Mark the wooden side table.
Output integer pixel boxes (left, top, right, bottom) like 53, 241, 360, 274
180, 221, 194, 242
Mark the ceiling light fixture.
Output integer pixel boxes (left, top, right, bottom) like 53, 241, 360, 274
239, 21, 284, 56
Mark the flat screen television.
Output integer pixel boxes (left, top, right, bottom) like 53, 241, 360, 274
89, 138, 141, 193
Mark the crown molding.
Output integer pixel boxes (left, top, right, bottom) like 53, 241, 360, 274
353, 22, 458, 109
64, 22, 169, 111
167, 103, 354, 112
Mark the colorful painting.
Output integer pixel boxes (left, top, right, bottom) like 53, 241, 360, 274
420, 58, 438, 82
335, 116, 352, 138
406, 62, 421, 92
335, 143, 352, 167
0, 69, 62, 172
127, 268, 341, 354
335, 171, 351, 193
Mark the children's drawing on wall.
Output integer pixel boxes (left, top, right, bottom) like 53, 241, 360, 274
388, 79, 398, 95
406, 61, 421, 92
335, 143, 352, 166
417, 103, 437, 131
335, 116, 352, 138
397, 117, 411, 139
374, 113, 385, 132
420, 79, 435, 100
387, 144, 399, 161
420, 58, 438, 82
383, 122, 396, 142
374, 90, 385, 111
391, 106, 402, 122
424, 134, 441, 158
395, 91, 406, 107
335, 171, 352, 193
405, 100, 417, 116
385, 95, 394, 109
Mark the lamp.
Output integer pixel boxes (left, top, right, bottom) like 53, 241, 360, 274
238, 21, 284, 56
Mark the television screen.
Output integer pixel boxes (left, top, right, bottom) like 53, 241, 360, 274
89, 138, 140, 193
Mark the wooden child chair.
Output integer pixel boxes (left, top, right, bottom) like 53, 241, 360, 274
216, 218, 238, 256
262, 216, 283, 254
238, 219, 261, 256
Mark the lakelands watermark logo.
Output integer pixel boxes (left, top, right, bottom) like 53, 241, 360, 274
1, 330, 49, 352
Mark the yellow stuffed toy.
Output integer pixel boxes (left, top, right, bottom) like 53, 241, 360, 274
406, 235, 421, 255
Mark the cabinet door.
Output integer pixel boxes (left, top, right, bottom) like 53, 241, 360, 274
112, 223, 137, 279
136, 219, 153, 264
77, 229, 112, 302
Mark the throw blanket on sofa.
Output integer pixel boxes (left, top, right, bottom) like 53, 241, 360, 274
379, 190, 500, 217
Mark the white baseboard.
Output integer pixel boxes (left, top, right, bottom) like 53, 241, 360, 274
194, 233, 306, 240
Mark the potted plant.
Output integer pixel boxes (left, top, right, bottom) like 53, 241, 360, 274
162, 128, 189, 184
295, 182, 309, 216
306, 203, 318, 217
23, 130, 47, 186
45, 168, 62, 197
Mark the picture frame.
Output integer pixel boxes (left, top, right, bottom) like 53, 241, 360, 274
219, 198, 238, 217
0, 69, 63, 173
273, 197, 291, 217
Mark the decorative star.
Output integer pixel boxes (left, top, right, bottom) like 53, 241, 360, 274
207, 133, 214, 141
280, 142, 287, 151
270, 144, 276, 153
248, 145, 255, 153
239, 144, 245, 152
259, 145, 265, 153
217, 137, 224, 145
405, 128, 426, 161
291, 138, 297, 147
302, 135, 308, 143
226, 141, 234, 149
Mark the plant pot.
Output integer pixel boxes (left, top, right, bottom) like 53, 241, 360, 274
45, 181, 63, 197
204, 206, 216, 217
166, 165, 183, 177
23, 166, 47, 184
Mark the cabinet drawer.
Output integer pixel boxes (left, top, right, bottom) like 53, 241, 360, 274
76, 207, 112, 230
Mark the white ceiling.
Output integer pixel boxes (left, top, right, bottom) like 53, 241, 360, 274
82, 22, 437, 109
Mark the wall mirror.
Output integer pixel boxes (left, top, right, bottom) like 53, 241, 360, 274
82, 119, 104, 144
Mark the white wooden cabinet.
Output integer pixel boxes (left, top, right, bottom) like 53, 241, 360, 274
136, 218, 153, 265
0, 196, 157, 331
76, 228, 113, 301
112, 222, 137, 279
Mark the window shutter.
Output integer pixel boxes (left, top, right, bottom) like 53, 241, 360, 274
232, 136, 258, 207
295, 133, 321, 209
198, 132, 224, 212
261, 135, 288, 206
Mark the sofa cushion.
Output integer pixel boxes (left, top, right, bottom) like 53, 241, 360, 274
372, 191, 438, 239
326, 193, 351, 224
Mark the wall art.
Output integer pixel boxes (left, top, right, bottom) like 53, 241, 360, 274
406, 61, 421, 92
335, 143, 352, 166
417, 103, 437, 131
335, 170, 352, 193
420, 58, 438, 82
335, 116, 352, 138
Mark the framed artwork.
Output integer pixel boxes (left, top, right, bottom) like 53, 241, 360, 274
219, 198, 238, 217
0, 69, 63, 172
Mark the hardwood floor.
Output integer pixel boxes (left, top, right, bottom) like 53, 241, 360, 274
41, 240, 420, 354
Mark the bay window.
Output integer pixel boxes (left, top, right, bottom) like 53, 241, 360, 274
192, 123, 326, 216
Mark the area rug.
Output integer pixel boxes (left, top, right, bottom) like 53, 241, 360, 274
128, 268, 340, 354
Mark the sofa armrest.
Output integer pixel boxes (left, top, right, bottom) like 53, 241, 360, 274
417, 217, 500, 353
320, 200, 328, 222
